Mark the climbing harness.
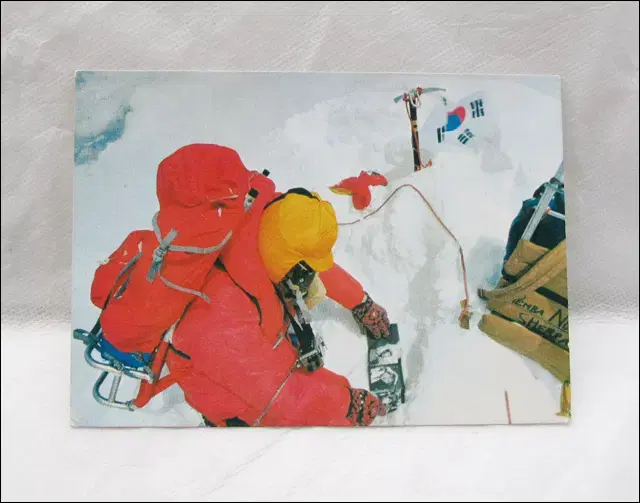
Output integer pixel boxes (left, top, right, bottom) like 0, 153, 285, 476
275, 273, 327, 373
253, 271, 329, 426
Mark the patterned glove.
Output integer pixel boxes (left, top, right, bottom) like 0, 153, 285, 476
346, 388, 386, 426
352, 292, 391, 340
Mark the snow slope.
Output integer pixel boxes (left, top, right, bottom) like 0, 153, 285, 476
72, 72, 567, 427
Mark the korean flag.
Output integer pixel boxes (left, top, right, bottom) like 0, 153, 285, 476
419, 91, 498, 153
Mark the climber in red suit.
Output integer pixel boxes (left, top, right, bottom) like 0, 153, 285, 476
89, 144, 391, 427
163, 160, 391, 427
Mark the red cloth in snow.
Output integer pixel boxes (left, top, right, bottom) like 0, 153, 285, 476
329, 171, 388, 210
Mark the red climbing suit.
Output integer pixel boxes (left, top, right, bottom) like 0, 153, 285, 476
89, 143, 375, 426
164, 176, 370, 427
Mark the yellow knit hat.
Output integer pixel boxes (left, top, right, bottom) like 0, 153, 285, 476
258, 190, 339, 282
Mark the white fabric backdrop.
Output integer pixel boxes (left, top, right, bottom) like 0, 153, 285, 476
2, 2, 638, 501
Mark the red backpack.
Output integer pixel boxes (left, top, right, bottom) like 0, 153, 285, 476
91, 143, 262, 352
75, 144, 266, 410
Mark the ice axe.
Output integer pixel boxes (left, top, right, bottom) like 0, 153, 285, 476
394, 87, 446, 172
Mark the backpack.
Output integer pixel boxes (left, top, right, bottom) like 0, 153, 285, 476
74, 144, 266, 410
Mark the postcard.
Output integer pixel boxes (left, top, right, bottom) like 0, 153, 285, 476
72, 71, 569, 427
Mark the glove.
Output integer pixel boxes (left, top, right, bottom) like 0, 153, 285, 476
352, 292, 391, 340
346, 388, 386, 426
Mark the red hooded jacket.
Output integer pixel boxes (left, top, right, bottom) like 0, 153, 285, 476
90, 144, 370, 426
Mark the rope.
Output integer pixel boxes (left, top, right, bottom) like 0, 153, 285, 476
339, 183, 472, 329
253, 361, 299, 426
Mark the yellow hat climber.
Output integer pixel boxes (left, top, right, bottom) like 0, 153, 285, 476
258, 189, 339, 283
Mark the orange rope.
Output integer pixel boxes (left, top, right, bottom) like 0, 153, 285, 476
253, 360, 298, 426
339, 183, 472, 329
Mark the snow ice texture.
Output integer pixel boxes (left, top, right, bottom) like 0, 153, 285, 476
72, 72, 567, 427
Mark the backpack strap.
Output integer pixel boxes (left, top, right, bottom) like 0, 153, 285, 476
147, 212, 234, 302
147, 214, 178, 282
113, 250, 144, 300
158, 274, 211, 303
164, 234, 233, 255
